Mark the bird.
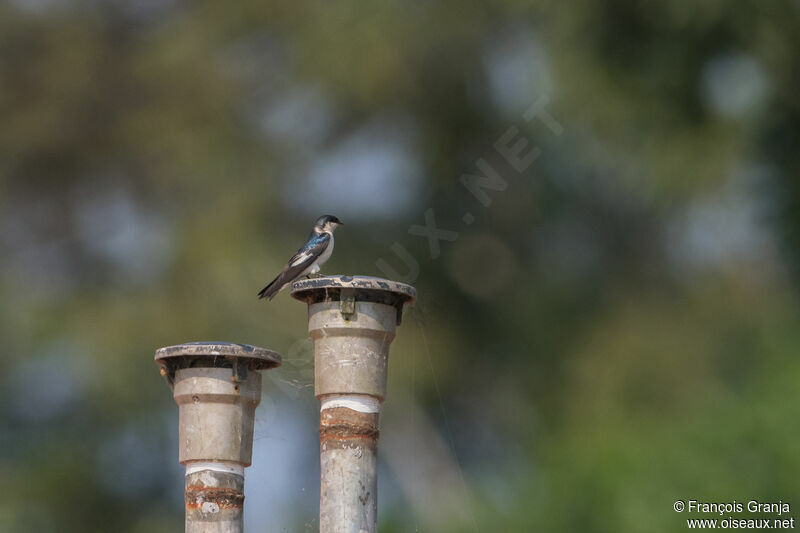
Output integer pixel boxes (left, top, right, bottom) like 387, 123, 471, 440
257, 214, 344, 300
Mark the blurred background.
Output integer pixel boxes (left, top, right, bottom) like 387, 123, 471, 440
2, 1, 800, 531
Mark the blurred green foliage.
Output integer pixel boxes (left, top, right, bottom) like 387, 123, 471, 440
2, 0, 800, 531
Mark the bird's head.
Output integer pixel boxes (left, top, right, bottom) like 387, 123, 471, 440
314, 214, 344, 233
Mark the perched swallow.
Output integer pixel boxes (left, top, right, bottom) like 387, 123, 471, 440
257, 214, 344, 300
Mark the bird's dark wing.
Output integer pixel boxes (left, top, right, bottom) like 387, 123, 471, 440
286, 230, 330, 268
257, 232, 331, 300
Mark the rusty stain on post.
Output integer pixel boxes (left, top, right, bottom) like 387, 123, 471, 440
320, 407, 380, 446
292, 275, 415, 533
184, 469, 246, 531
185, 486, 245, 510
155, 342, 281, 533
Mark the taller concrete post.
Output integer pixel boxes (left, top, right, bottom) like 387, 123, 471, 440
291, 275, 416, 533
155, 342, 282, 533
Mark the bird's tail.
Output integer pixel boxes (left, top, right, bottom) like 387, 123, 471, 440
257, 272, 287, 300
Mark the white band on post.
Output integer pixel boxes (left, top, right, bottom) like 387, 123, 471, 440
320, 394, 382, 413
185, 461, 245, 477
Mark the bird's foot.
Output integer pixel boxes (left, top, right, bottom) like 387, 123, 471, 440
306, 273, 323, 279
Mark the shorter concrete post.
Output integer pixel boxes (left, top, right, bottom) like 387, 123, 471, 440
291, 276, 416, 533
155, 342, 281, 533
